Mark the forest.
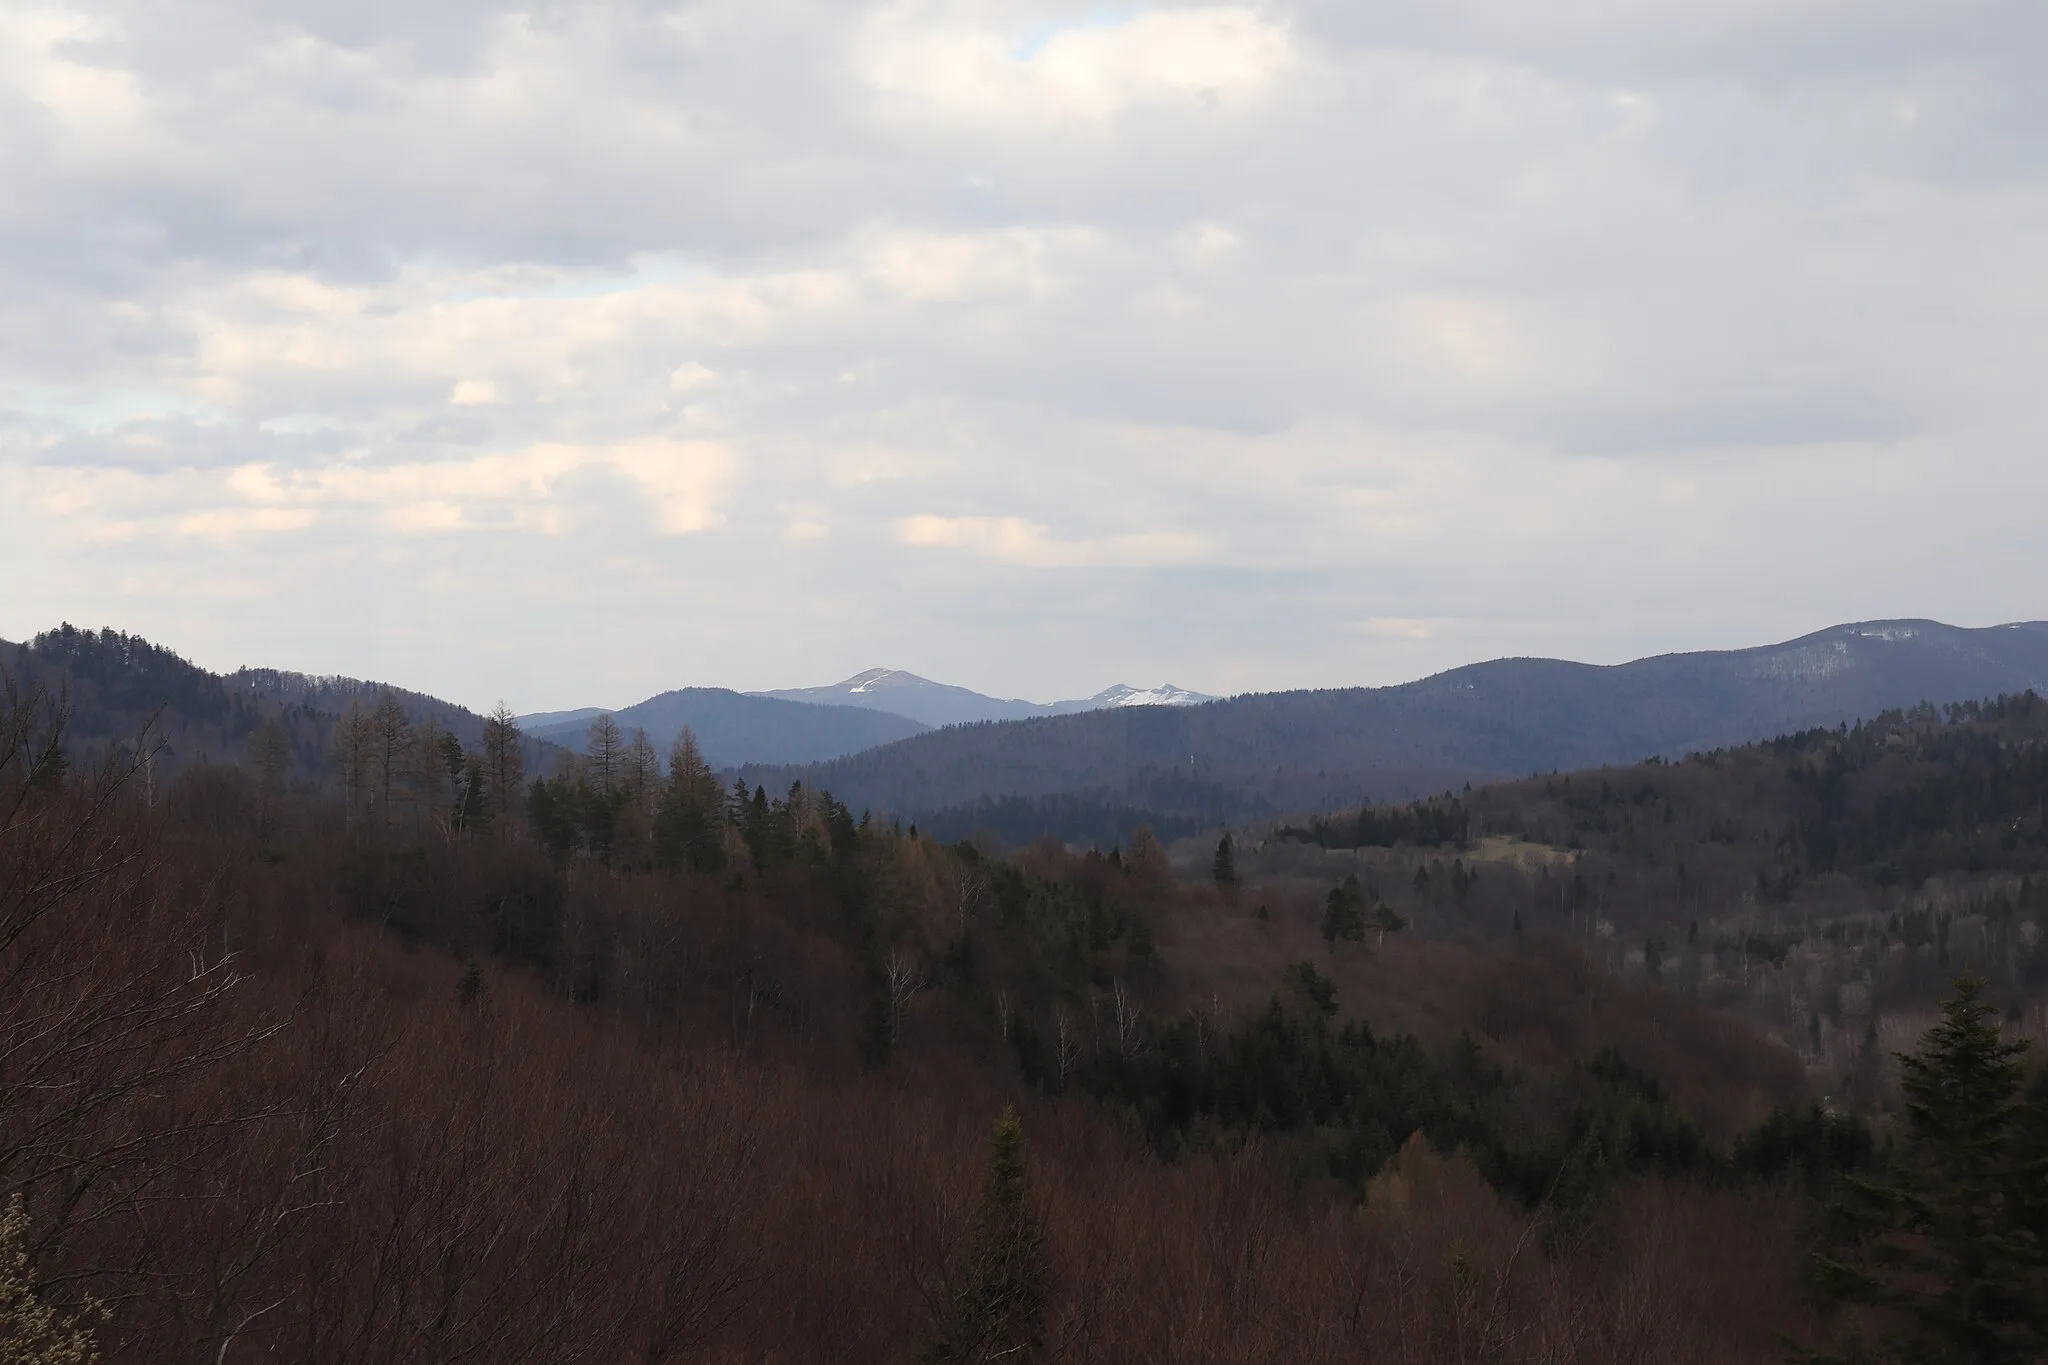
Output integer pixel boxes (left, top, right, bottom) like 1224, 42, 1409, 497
5, 637, 2048, 1361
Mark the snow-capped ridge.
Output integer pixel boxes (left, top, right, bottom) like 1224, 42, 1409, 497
1086, 683, 1215, 709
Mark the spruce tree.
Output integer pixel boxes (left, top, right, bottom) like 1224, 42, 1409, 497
1322, 876, 1367, 946
1212, 832, 1238, 891
929, 1107, 1049, 1363
1810, 973, 2048, 1363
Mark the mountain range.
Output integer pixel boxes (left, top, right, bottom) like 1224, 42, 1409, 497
520, 670, 1218, 763
738, 619, 2048, 843
520, 689, 930, 769
750, 669, 1216, 728
9, 618, 2046, 845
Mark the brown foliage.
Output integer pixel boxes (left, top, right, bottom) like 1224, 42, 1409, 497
0, 680, 1829, 1364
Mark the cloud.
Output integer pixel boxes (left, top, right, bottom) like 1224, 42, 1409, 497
894, 513, 1210, 568
2, 0, 2046, 708
855, 6, 1296, 134
175, 506, 317, 539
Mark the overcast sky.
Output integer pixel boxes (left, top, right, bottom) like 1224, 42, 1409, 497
3, 0, 2045, 711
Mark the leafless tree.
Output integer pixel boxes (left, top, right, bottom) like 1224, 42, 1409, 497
884, 948, 926, 1047
586, 715, 625, 796
1112, 980, 1147, 1062
368, 692, 413, 824
331, 701, 373, 824
480, 702, 525, 828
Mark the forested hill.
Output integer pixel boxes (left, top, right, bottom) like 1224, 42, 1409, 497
1, 624, 553, 781
747, 619, 2048, 840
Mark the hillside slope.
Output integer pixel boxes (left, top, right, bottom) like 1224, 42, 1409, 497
3, 624, 555, 782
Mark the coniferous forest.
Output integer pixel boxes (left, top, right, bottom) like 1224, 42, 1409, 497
5, 631, 2048, 1362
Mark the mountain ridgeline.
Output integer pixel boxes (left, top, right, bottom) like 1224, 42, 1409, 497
753, 668, 1217, 728
1, 625, 557, 784
9, 618, 2048, 850
745, 620, 2048, 844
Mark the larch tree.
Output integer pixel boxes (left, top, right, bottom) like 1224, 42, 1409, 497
247, 714, 291, 822
625, 727, 660, 816
408, 718, 451, 835
480, 702, 525, 829
654, 728, 724, 873
368, 692, 413, 824
586, 715, 625, 797
331, 701, 374, 825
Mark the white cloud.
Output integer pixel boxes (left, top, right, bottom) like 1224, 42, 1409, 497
856, 6, 1296, 131
3, 0, 2046, 707
175, 506, 317, 539
894, 514, 1209, 568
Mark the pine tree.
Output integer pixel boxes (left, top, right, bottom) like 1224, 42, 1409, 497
1810, 973, 2048, 1363
928, 1107, 1048, 1363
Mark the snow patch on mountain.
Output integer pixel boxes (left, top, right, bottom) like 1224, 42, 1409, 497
1085, 683, 1215, 709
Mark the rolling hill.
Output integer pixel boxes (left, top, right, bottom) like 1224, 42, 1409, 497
2, 624, 559, 784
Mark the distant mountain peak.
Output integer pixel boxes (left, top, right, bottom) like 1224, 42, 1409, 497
1086, 683, 1216, 709
834, 668, 942, 694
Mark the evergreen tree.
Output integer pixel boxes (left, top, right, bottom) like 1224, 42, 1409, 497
1212, 831, 1238, 891
928, 1107, 1048, 1363
1322, 875, 1367, 947
1369, 901, 1408, 949
1810, 973, 2048, 1363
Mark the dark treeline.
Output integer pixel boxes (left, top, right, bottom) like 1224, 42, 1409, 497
1278, 795, 1474, 850
4, 670, 2047, 1362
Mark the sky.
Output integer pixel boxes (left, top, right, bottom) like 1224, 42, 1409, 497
3, 0, 2046, 712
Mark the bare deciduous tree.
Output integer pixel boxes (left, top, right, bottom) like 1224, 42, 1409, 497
480, 702, 525, 829
884, 948, 927, 1047
586, 715, 625, 796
